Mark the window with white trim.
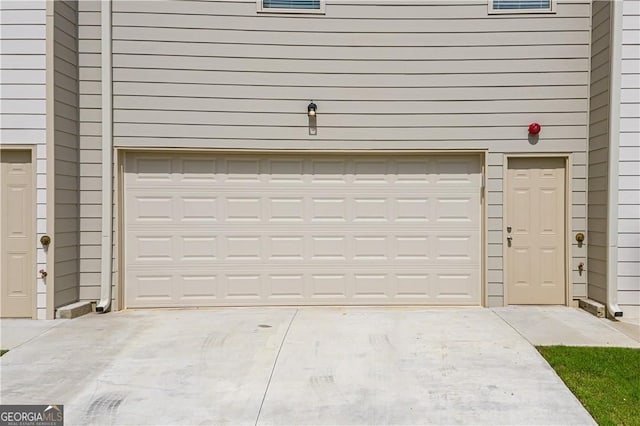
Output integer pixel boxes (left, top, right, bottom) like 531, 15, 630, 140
490, 0, 553, 12
258, 0, 324, 13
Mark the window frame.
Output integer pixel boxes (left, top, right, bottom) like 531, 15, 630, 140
257, 0, 326, 14
488, 0, 556, 14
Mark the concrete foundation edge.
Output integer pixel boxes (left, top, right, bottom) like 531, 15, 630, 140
55, 301, 94, 319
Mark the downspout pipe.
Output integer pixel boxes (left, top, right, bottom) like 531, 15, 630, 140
606, 0, 623, 318
97, 0, 113, 313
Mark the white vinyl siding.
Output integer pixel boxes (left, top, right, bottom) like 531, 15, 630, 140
0, 0, 48, 318
587, 0, 640, 316
618, 0, 640, 313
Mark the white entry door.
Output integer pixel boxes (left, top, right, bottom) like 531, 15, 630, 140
1, 150, 34, 318
124, 153, 482, 308
506, 157, 566, 305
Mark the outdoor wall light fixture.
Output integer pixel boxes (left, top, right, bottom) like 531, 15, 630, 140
307, 101, 317, 117
40, 235, 51, 247
528, 122, 541, 135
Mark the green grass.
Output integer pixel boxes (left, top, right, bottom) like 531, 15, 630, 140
0, 349, 7, 357
537, 346, 640, 426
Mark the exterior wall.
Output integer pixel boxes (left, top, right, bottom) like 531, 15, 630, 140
618, 0, 640, 314
53, 0, 79, 308
587, 0, 611, 306
77, 0, 103, 303
570, 152, 588, 303
0, 0, 49, 318
111, 1, 590, 151
103, 0, 591, 306
587, 0, 640, 317
3, 1, 598, 314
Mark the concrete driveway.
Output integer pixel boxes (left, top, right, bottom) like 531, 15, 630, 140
1, 308, 595, 425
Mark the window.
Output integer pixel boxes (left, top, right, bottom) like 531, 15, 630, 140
490, 0, 554, 13
258, 0, 324, 13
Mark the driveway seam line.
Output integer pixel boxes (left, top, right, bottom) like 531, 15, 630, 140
490, 308, 536, 346
254, 308, 299, 426
1, 321, 65, 351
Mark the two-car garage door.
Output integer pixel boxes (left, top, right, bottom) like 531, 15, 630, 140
124, 153, 482, 307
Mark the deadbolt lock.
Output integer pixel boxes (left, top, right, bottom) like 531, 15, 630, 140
575, 233, 585, 243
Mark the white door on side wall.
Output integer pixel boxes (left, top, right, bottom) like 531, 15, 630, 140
1, 150, 34, 318
124, 153, 482, 308
506, 157, 566, 305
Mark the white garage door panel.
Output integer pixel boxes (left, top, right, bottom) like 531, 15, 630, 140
125, 154, 482, 307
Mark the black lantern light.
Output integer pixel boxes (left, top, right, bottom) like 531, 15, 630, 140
307, 101, 317, 117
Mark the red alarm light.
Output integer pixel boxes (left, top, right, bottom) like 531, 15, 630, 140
528, 122, 541, 135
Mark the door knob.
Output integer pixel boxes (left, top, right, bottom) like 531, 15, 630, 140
507, 236, 512, 242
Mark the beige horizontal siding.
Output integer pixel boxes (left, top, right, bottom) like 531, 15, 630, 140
113, 41, 590, 60
112, 124, 587, 141
486, 152, 503, 306
113, 57, 589, 75
110, 0, 590, 155
587, 0, 611, 306
112, 26, 590, 46
74, 0, 595, 308
114, 0, 591, 18
1, 0, 48, 318
77, 0, 104, 304
111, 81, 588, 100
112, 14, 590, 33
113, 111, 587, 127
111, 138, 588, 153
113, 97, 588, 114
572, 150, 588, 299
53, 0, 80, 310
112, 68, 589, 87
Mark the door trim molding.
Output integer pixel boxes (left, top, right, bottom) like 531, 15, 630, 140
0, 145, 37, 319
502, 153, 572, 306
482, 153, 488, 308
116, 149, 125, 312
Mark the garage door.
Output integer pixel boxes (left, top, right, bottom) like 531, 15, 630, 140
124, 153, 482, 307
